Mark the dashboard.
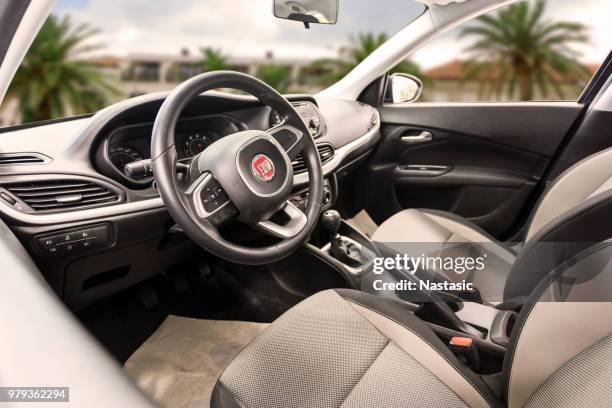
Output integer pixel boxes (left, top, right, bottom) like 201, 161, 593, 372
0, 92, 379, 222
0, 90, 380, 309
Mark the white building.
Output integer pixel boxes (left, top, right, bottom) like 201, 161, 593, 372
0, 51, 320, 127
91, 50, 320, 102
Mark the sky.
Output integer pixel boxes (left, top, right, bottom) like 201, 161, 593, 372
54, 0, 611, 69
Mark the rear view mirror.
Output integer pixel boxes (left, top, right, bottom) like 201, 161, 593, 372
274, 0, 339, 28
386, 73, 423, 104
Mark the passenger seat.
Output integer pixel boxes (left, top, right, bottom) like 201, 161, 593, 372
372, 147, 612, 301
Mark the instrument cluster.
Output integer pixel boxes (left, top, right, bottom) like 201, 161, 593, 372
101, 115, 242, 184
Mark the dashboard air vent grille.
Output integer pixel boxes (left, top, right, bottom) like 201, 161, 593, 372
0, 153, 49, 165
5, 179, 120, 212
292, 144, 334, 174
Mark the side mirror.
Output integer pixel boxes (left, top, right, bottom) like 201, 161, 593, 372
274, 0, 339, 28
386, 73, 423, 104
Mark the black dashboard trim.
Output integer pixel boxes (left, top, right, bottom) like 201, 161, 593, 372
0, 113, 95, 134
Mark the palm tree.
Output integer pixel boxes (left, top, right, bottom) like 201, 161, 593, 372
459, 0, 591, 101
306, 33, 428, 87
198, 48, 229, 72
7, 15, 116, 123
256, 64, 293, 93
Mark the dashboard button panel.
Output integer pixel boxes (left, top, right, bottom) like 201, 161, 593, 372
35, 224, 113, 256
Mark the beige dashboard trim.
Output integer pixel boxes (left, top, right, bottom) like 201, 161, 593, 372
293, 109, 380, 187
0, 197, 165, 226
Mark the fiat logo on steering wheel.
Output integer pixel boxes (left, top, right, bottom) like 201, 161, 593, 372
251, 154, 275, 182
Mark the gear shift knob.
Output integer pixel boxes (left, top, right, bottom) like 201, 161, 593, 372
321, 209, 341, 237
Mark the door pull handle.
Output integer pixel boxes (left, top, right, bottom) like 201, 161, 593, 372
400, 131, 433, 144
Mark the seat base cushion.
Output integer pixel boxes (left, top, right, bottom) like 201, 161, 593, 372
372, 209, 515, 302
212, 289, 501, 408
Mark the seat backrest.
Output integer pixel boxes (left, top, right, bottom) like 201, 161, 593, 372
503, 242, 612, 408
504, 147, 612, 299
525, 147, 612, 242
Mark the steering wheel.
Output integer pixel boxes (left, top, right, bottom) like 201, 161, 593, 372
151, 71, 323, 265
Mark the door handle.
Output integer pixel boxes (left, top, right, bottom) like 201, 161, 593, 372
400, 131, 433, 144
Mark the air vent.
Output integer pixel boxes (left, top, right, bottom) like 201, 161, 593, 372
292, 144, 334, 174
0, 153, 50, 165
5, 179, 120, 212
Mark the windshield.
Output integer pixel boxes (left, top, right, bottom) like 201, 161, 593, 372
0, 0, 426, 128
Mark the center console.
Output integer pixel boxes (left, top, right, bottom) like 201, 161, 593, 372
306, 208, 518, 375
305, 209, 379, 286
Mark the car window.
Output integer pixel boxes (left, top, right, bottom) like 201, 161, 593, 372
409, 0, 609, 103
0, 0, 425, 128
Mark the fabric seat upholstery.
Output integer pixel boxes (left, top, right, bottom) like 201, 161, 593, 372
212, 289, 500, 408
211, 243, 612, 408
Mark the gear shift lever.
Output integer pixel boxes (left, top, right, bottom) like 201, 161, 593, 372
321, 210, 362, 268
321, 209, 341, 237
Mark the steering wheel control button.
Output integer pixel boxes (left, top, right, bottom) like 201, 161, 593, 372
34, 224, 112, 256
201, 177, 229, 213
251, 154, 275, 182
209, 203, 237, 226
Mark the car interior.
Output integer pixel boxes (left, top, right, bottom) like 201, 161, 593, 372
1, 0, 612, 407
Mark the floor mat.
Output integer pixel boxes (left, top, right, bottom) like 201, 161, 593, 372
125, 315, 268, 408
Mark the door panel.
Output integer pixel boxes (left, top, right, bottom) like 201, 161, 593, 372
358, 103, 583, 238
381, 102, 581, 156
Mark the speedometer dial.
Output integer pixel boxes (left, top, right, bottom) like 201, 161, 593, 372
182, 132, 217, 158
109, 144, 144, 170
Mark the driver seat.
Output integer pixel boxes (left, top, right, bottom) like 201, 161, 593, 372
371, 146, 612, 301
211, 242, 612, 408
